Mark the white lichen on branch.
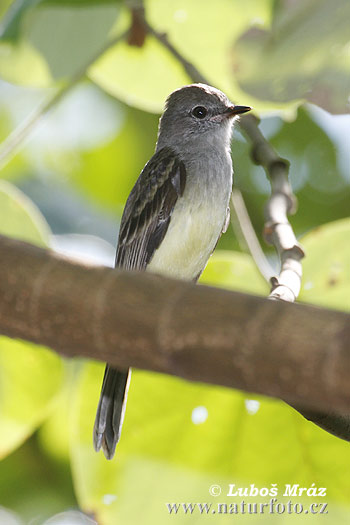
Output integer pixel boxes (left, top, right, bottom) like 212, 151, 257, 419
238, 114, 305, 302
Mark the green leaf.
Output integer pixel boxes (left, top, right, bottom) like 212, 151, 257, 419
0, 436, 76, 521
0, 0, 121, 42
90, 0, 274, 113
38, 362, 76, 463
0, 339, 64, 458
0, 2, 120, 86
0, 39, 51, 86
1, 0, 299, 115
299, 218, 350, 312
0, 0, 41, 42
71, 369, 350, 523
0, 180, 64, 458
200, 250, 268, 294
0, 180, 50, 245
232, 0, 350, 114
27, 3, 120, 80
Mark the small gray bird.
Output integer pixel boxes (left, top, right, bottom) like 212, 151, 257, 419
93, 83, 251, 459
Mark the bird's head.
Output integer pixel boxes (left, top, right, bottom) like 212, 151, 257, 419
157, 83, 251, 150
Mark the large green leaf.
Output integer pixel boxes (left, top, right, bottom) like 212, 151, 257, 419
69, 250, 350, 524
90, 0, 278, 113
299, 218, 350, 312
200, 250, 267, 294
0, 179, 50, 245
0, 339, 64, 459
0, 180, 64, 458
27, 3, 120, 80
0, 1, 120, 85
0, 39, 51, 86
0, 0, 302, 114
232, 0, 350, 114
0, 0, 41, 42
0, 0, 121, 42
0, 436, 77, 521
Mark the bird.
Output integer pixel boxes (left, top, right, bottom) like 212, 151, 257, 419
93, 83, 251, 459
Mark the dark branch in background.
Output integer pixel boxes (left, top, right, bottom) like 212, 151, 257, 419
0, 235, 349, 424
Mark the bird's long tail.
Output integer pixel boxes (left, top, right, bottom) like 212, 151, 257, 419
93, 365, 131, 460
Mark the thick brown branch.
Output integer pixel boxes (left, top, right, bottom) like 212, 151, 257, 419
0, 235, 349, 417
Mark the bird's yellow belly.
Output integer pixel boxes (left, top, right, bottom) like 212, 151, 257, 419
147, 201, 225, 281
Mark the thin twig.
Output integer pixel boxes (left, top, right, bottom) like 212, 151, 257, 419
230, 189, 275, 282
0, 30, 128, 170
144, 21, 207, 84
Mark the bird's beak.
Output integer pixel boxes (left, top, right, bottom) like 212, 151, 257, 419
225, 105, 252, 117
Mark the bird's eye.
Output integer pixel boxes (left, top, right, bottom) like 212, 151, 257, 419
192, 106, 207, 119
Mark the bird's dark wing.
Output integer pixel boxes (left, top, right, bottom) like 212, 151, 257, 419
94, 147, 186, 460
115, 146, 186, 270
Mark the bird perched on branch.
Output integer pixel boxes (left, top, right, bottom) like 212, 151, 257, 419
93, 83, 251, 459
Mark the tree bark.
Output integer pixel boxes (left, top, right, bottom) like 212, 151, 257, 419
0, 234, 349, 415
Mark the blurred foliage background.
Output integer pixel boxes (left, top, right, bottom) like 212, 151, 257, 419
0, 0, 349, 524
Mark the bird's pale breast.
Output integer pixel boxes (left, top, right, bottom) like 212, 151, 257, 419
147, 160, 232, 280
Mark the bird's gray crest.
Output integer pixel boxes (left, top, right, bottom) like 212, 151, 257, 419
164, 83, 231, 112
